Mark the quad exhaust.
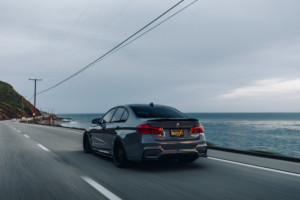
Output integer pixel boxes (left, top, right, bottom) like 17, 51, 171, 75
158, 153, 199, 161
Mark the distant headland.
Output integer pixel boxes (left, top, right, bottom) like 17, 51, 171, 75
0, 80, 42, 120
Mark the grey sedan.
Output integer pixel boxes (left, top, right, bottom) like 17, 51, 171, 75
83, 103, 207, 167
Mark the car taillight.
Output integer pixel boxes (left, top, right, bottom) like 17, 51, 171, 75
150, 127, 163, 134
137, 124, 162, 134
191, 125, 204, 133
137, 124, 150, 134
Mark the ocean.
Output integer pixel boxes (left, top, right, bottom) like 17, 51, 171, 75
57, 113, 300, 158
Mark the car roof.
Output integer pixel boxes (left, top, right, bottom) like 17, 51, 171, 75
122, 104, 171, 108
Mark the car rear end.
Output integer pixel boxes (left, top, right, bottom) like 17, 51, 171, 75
130, 105, 207, 161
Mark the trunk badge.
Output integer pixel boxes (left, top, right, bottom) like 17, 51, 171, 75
176, 123, 180, 128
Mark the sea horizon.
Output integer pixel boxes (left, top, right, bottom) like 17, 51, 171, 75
56, 112, 300, 115
56, 113, 300, 158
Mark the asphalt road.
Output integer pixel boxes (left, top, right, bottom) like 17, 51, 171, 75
1, 121, 300, 200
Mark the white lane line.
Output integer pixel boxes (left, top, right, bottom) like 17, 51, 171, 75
17, 130, 21, 132
81, 176, 122, 200
24, 134, 30, 138
37, 144, 50, 152
208, 157, 300, 178
21, 124, 83, 134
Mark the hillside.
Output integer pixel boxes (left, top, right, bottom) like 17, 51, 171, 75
0, 80, 41, 120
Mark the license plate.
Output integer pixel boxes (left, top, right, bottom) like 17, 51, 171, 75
170, 129, 184, 137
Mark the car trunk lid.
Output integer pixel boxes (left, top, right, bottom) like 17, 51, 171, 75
147, 118, 201, 141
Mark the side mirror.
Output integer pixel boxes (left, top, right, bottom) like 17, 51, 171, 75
91, 118, 100, 124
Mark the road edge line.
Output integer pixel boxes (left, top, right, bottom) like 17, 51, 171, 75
208, 146, 300, 163
208, 157, 300, 178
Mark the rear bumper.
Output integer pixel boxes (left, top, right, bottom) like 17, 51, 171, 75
142, 143, 207, 161
123, 133, 207, 162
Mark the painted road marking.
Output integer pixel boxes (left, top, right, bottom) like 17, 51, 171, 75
17, 130, 21, 132
81, 176, 121, 200
21, 123, 83, 134
208, 157, 300, 178
37, 144, 50, 152
24, 135, 30, 138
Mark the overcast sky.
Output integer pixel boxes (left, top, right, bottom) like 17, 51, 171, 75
1, 0, 300, 113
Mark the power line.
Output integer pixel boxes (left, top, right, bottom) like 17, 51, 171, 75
24, 0, 94, 98
30, 0, 94, 78
42, 0, 134, 79
29, 95, 34, 102
36, 0, 184, 95
49, 0, 198, 79
95, 0, 198, 67
47, 0, 198, 82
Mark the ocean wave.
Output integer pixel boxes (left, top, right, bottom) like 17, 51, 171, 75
60, 120, 90, 129
201, 120, 300, 131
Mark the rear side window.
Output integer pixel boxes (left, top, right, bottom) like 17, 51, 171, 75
130, 106, 187, 118
120, 110, 129, 121
102, 108, 116, 123
111, 108, 125, 122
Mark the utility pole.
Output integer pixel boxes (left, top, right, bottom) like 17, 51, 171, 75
21, 96, 26, 121
29, 79, 42, 123
21, 97, 23, 118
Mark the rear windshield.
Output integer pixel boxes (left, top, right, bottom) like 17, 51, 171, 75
130, 106, 187, 119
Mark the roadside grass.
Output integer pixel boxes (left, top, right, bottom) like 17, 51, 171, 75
249, 150, 281, 155
206, 142, 217, 147
0, 80, 31, 111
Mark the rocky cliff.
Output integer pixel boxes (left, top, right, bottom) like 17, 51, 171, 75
0, 80, 41, 120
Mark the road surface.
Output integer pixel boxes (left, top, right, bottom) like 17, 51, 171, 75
1, 121, 300, 200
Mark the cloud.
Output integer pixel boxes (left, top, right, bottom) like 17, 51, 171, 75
218, 79, 300, 99
1, 0, 300, 112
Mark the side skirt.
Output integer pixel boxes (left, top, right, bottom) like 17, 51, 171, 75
92, 148, 113, 158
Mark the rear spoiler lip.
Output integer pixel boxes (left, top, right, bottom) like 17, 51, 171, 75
147, 118, 199, 122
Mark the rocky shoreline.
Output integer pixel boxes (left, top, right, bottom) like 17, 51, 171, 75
20, 114, 63, 126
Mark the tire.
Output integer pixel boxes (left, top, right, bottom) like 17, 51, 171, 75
83, 133, 92, 153
113, 140, 128, 168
